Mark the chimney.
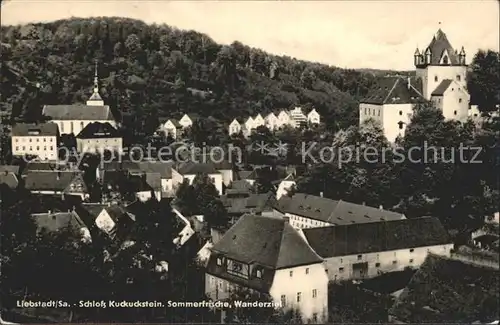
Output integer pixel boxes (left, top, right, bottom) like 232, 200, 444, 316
319, 191, 324, 198
407, 77, 411, 89
283, 216, 290, 223
48, 209, 52, 215
379, 205, 383, 210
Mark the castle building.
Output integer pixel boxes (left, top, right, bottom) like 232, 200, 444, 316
359, 28, 470, 142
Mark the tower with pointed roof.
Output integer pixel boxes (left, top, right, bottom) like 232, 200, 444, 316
414, 28, 468, 100
86, 60, 104, 106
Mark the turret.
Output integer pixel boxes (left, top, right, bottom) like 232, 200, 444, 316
414, 48, 421, 66
425, 48, 431, 64
459, 46, 466, 65
86, 60, 104, 106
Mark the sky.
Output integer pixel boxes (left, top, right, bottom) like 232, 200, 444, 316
1, 0, 499, 70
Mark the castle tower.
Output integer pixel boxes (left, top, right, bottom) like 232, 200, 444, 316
86, 60, 104, 106
414, 28, 468, 100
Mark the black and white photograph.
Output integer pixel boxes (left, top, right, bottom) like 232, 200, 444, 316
0, 0, 499, 323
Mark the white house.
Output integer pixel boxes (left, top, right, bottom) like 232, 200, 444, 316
42, 64, 116, 136
289, 107, 308, 128
276, 110, 291, 129
161, 119, 182, 139
430, 79, 469, 121
276, 173, 296, 200
179, 113, 199, 129
76, 122, 123, 154
301, 217, 453, 282
244, 116, 255, 132
11, 122, 58, 161
93, 204, 136, 239
172, 208, 196, 247
228, 119, 242, 136
307, 108, 320, 125
172, 162, 223, 195
275, 193, 406, 230
205, 214, 329, 323
265, 112, 279, 131
253, 114, 266, 128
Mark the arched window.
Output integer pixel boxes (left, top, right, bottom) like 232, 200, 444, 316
399, 111, 403, 116
442, 56, 448, 64
398, 121, 404, 130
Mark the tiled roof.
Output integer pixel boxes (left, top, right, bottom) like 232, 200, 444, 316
229, 179, 254, 191
302, 217, 451, 258
389, 254, 499, 323
24, 171, 87, 193
176, 161, 218, 175
31, 211, 86, 233
237, 170, 257, 180
105, 204, 136, 222
0, 165, 20, 174
207, 214, 323, 291
136, 161, 174, 179
77, 122, 120, 138
430, 79, 453, 96
361, 77, 425, 105
0, 172, 18, 189
42, 104, 114, 120
220, 192, 275, 215
11, 122, 58, 136
22, 162, 70, 174
275, 193, 405, 225
425, 29, 460, 65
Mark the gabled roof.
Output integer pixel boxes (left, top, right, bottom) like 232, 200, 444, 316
207, 214, 323, 291
361, 77, 425, 105
237, 170, 258, 180
425, 29, 461, 65
23, 162, 70, 174
164, 119, 181, 128
275, 193, 405, 225
31, 211, 86, 233
88, 92, 103, 101
42, 105, 114, 121
0, 165, 20, 174
12, 122, 58, 136
220, 192, 275, 215
77, 122, 120, 138
430, 79, 467, 96
176, 161, 218, 175
24, 171, 87, 193
136, 161, 174, 179
0, 172, 18, 189
105, 204, 136, 222
302, 216, 451, 258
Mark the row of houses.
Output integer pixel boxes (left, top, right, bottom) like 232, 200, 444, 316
228, 107, 321, 136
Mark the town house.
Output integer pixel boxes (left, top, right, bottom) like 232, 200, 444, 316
205, 214, 329, 323
23, 171, 89, 200
76, 122, 123, 154
301, 216, 453, 281
11, 122, 58, 161
171, 162, 223, 195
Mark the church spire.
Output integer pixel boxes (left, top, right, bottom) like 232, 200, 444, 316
87, 59, 104, 106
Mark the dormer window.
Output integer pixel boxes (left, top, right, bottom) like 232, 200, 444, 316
217, 257, 223, 266
256, 269, 262, 278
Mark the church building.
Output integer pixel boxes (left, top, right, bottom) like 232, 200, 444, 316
42, 62, 117, 136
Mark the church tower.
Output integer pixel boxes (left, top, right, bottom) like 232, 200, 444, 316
86, 60, 104, 106
414, 27, 468, 100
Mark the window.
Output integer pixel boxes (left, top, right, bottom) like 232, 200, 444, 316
375, 262, 381, 267
80, 122, 84, 129
459, 98, 462, 103
70, 122, 74, 133
296, 292, 301, 303
29, 138, 32, 142
443, 56, 448, 64
357, 254, 362, 260
15, 139, 18, 142
340, 258, 343, 263
22, 146, 25, 150
216, 257, 222, 266
50, 146, 53, 150
36, 138, 39, 142
399, 110, 403, 116
364, 107, 367, 115
392, 260, 397, 265
29, 146, 32, 150
281, 295, 286, 307
256, 270, 262, 278
434, 76, 438, 82
312, 289, 317, 298
43, 138, 46, 142
399, 122, 404, 130
409, 259, 414, 263
312, 313, 318, 322
15, 146, 18, 151
290, 271, 293, 277
410, 248, 414, 253
305, 268, 309, 274
339, 267, 344, 273
36, 146, 39, 150
457, 75, 461, 81
378, 109, 381, 116
227, 259, 249, 279
454, 110, 457, 115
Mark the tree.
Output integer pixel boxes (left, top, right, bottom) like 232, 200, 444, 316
468, 50, 500, 113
